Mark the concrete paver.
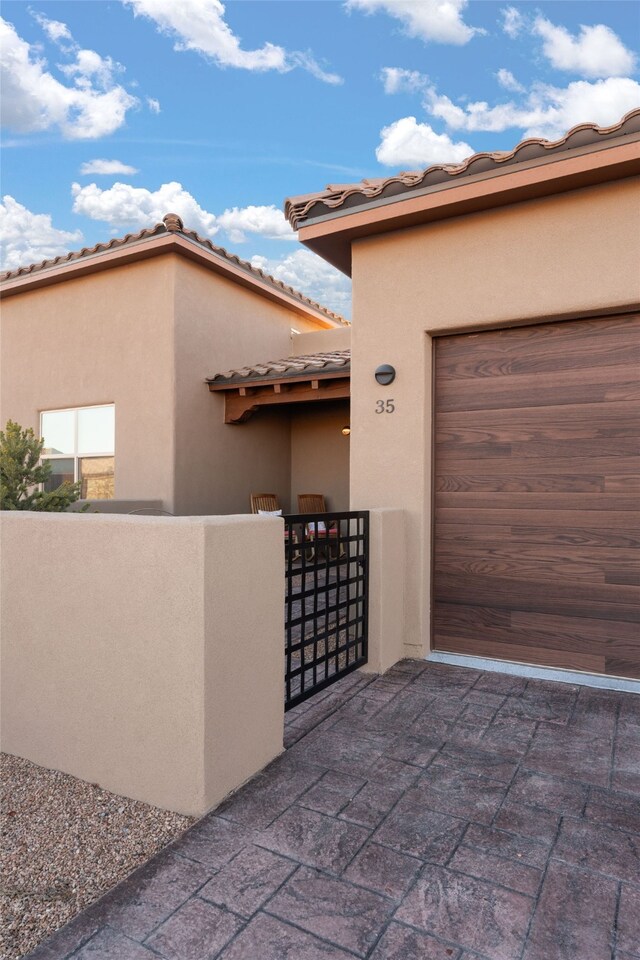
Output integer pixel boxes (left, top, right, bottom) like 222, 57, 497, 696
26, 662, 640, 960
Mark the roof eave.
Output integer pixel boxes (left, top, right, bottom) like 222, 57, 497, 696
208, 367, 350, 390
0, 232, 344, 329
297, 136, 640, 277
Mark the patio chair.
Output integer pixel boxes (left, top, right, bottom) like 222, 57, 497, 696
251, 493, 300, 559
297, 494, 341, 558
250, 493, 281, 514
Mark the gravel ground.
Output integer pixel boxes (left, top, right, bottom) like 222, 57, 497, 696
0, 753, 194, 960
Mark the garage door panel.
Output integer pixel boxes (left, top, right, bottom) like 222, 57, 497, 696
436, 542, 640, 567
606, 475, 640, 492
435, 605, 640, 644
510, 609, 640, 643
436, 475, 605, 493
437, 400, 639, 431
437, 522, 640, 549
435, 617, 639, 660
435, 338, 639, 380
435, 507, 635, 528
434, 319, 640, 682
435, 455, 638, 476
604, 658, 640, 679
436, 555, 607, 585
515, 526, 640, 549
435, 543, 640, 581
434, 603, 511, 631
435, 493, 639, 511
435, 571, 638, 609
435, 634, 606, 674
605, 568, 640, 586
438, 437, 639, 461
438, 313, 637, 352
436, 365, 640, 414
433, 315, 636, 361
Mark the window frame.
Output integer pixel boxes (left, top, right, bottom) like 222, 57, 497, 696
40, 403, 115, 495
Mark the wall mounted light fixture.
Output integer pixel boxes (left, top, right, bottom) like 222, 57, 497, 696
374, 364, 396, 386
341, 425, 351, 436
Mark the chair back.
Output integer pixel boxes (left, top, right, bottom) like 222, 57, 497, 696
297, 494, 327, 514
251, 493, 281, 514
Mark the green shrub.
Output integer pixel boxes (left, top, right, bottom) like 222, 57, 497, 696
0, 420, 83, 511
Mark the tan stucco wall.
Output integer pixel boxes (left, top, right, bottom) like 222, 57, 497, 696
0, 258, 176, 508
290, 401, 350, 511
172, 258, 321, 515
290, 327, 351, 356
0, 253, 332, 516
361, 508, 406, 674
350, 177, 640, 659
0, 511, 284, 816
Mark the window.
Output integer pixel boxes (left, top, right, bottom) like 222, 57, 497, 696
41, 405, 115, 499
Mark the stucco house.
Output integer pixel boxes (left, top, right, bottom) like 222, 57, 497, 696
1, 110, 638, 685
285, 108, 640, 681
0, 213, 351, 516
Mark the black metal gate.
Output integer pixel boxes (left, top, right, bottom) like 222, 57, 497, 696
284, 511, 369, 710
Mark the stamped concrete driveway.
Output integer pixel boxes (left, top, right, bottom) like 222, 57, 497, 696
28, 661, 640, 960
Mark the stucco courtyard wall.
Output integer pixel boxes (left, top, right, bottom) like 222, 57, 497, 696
0, 512, 284, 816
349, 177, 640, 659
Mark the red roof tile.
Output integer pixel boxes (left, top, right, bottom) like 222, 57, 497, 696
207, 349, 350, 386
285, 110, 640, 229
0, 214, 349, 326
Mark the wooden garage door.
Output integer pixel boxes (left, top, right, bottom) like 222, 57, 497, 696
433, 313, 640, 679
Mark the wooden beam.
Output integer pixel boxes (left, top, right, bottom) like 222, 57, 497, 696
208, 368, 350, 393
220, 377, 350, 424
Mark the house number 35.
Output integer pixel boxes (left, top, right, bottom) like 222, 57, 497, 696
375, 399, 395, 414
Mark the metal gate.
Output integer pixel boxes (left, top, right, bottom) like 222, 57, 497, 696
284, 511, 369, 710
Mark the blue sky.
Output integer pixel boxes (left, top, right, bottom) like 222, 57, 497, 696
1, 0, 638, 315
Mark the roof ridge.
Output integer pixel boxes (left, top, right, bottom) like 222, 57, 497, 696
285, 109, 640, 229
0, 213, 349, 326
176, 226, 348, 323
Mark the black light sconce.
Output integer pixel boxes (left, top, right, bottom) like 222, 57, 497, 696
374, 364, 396, 386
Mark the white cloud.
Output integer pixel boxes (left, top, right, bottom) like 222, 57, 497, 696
425, 76, 640, 139
496, 68, 524, 93
376, 116, 473, 167
70, 180, 296, 244
500, 6, 524, 39
533, 16, 637, 79
381, 67, 429, 95
146, 97, 161, 113
80, 159, 139, 175
125, 0, 342, 83
251, 250, 352, 317
32, 12, 73, 45
0, 17, 138, 139
0, 196, 83, 272
59, 48, 123, 89
288, 51, 343, 86
71, 180, 219, 235
216, 205, 294, 243
346, 0, 483, 46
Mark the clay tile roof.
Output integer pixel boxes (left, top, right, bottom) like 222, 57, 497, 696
0, 212, 349, 326
207, 349, 351, 386
285, 109, 640, 229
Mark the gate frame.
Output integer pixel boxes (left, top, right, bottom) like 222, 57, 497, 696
283, 510, 369, 710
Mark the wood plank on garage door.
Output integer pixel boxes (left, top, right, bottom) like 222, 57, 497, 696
432, 313, 640, 679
